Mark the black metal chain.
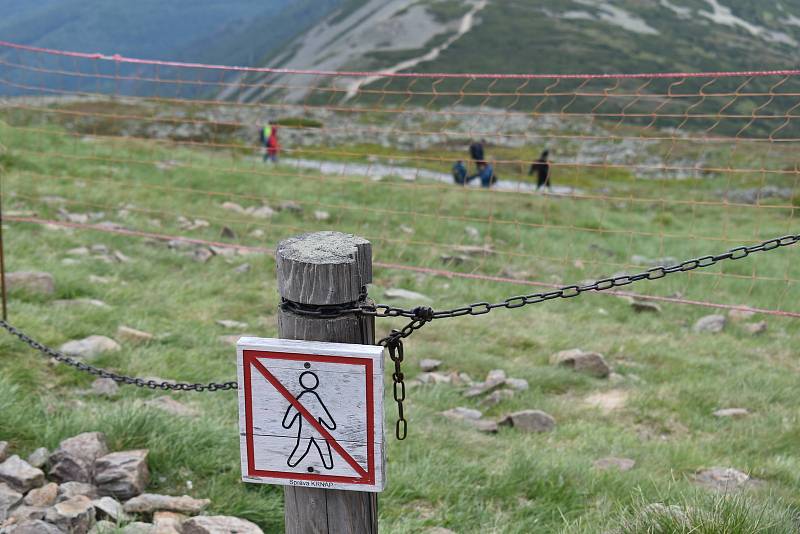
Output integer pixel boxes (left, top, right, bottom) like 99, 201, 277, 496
0, 320, 238, 391
0, 233, 797, 438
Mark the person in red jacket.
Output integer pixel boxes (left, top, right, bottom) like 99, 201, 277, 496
264, 122, 280, 163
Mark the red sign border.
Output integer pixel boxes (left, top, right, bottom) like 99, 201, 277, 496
242, 349, 376, 485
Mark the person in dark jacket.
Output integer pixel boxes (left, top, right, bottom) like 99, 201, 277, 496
452, 160, 468, 185
466, 161, 497, 188
529, 149, 551, 190
469, 139, 486, 169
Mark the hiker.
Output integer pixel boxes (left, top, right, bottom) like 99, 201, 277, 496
529, 149, 551, 190
260, 121, 279, 163
452, 160, 467, 185
469, 139, 486, 170
467, 161, 497, 188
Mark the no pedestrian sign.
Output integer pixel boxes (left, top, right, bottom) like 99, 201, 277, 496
237, 337, 385, 492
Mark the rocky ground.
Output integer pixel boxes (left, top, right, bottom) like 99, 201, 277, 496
0, 433, 262, 533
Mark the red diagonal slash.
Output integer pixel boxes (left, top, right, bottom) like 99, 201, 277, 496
250, 357, 369, 480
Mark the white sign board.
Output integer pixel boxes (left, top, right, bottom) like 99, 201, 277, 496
237, 337, 385, 492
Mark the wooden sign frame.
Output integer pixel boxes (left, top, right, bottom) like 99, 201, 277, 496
237, 337, 386, 492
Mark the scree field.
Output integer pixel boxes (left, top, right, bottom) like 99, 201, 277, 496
0, 111, 799, 533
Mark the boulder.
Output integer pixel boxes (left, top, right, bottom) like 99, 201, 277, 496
116, 326, 154, 344
23, 482, 57, 507
0, 456, 44, 493
221, 202, 246, 214
498, 410, 556, 433
0, 442, 8, 463
441, 407, 482, 421
26, 448, 49, 469
49, 432, 109, 483
6, 272, 55, 295
248, 205, 275, 219
463, 379, 505, 398
470, 420, 499, 433
314, 210, 330, 222
90, 378, 119, 397
693, 314, 726, 333
233, 263, 251, 274
92, 496, 128, 522
505, 378, 529, 391
153, 511, 187, 533
593, 457, 636, 472
94, 449, 149, 500
693, 467, 754, 491
59, 336, 120, 360
91, 519, 118, 533
485, 369, 506, 383
183, 515, 264, 534
121, 522, 156, 533
123, 493, 210, 515
712, 408, 749, 418
57, 481, 99, 502
0, 482, 23, 521
550, 349, 611, 378
44, 494, 95, 533
6, 504, 47, 523
480, 389, 515, 407
384, 288, 432, 302
4, 519, 64, 533
742, 321, 767, 335
192, 248, 214, 263
419, 359, 442, 372
215, 320, 248, 329
144, 397, 200, 417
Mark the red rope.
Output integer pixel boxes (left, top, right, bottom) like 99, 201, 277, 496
3, 40, 800, 80
7, 216, 798, 319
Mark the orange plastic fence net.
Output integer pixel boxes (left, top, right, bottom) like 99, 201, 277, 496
0, 41, 798, 317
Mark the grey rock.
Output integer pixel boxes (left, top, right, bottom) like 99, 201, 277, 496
123, 493, 210, 515
248, 205, 275, 219
441, 407, 482, 421
220, 226, 237, 239
116, 326, 154, 344
144, 397, 200, 418
57, 482, 98, 502
470, 420, 499, 433
505, 378, 529, 391
593, 457, 635, 471
630, 300, 661, 313
742, 321, 767, 335
64, 246, 88, 256
232, 263, 251, 274
550, 349, 611, 378
0, 456, 44, 493
278, 200, 302, 213
4, 519, 64, 534
485, 369, 506, 383
6, 272, 55, 295
693, 467, 754, 491
498, 410, 556, 433
480, 389, 515, 407
113, 251, 132, 263
712, 408, 749, 418
59, 336, 120, 360
153, 511, 186, 533
0, 482, 23, 521
90, 378, 119, 397
120, 522, 155, 533
384, 288, 431, 302
221, 202, 246, 213
6, 504, 47, 523
49, 432, 109, 483
23, 482, 57, 507
693, 314, 726, 333
463, 378, 505, 398
215, 320, 248, 329
0, 442, 8, 463
191, 248, 214, 263
92, 496, 128, 522
94, 450, 149, 500
44, 494, 95, 533
416, 372, 452, 385
464, 226, 480, 239
313, 210, 330, 221
25, 448, 49, 469
419, 359, 442, 372
182, 515, 264, 534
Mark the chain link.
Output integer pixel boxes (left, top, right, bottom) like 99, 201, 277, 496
0, 320, 238, 391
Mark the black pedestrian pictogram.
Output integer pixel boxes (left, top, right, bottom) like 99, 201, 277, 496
282, 370, 337, 469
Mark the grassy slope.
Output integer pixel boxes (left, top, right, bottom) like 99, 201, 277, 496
0, 115, 799, 532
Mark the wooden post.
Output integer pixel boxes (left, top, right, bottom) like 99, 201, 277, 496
276, 231, 378, 534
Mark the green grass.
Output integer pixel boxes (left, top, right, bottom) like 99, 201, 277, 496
0, 112, 799, 533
